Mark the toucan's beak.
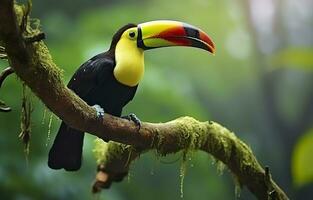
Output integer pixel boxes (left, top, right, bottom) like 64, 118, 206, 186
137, 20, 215, 54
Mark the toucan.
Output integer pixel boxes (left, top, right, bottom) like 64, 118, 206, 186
48, 20, 215, 171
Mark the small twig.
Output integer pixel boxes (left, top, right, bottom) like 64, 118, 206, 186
20, 0, 32, 33
92, 164, 110, 193
24, 32, 45, 43
19, 84, 32, 152
0, 46, 5, 53
265, 166, 271, 183
0, 46, 7, 59
0, 67, 14, 112
269, 190, 278, 200
92, 163, 128, 193
0, 67, 14, 88
265, 166, 277, 200
0, 53, 8, 59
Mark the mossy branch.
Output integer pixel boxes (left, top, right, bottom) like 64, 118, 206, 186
0, 1, 289, 199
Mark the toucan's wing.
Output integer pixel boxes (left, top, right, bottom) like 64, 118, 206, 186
67, 53, 115, 99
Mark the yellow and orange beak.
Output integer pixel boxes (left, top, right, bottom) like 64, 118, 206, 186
137, 20, 215, 54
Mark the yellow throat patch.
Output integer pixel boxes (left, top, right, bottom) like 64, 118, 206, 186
113, 28, 144, 87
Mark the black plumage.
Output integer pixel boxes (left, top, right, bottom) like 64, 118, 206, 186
48, 24, 137, 171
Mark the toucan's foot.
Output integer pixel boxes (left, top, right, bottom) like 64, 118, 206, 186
92, 104, 105, 120
122, 113, 141, 130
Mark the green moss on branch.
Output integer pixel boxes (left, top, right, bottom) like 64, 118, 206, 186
94, 117, 289, 200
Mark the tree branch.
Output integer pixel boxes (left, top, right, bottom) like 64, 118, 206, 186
92, 119, 289, 199
0, 1, 289, 199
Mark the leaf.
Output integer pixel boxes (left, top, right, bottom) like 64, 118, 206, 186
292, 128, 313, 187
270, 48, 313, 70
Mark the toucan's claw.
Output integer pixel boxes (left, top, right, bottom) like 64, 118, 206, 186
92, 104, 105, 120
122, 113, 141, 130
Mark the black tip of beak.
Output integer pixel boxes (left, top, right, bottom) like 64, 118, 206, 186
183, 24, 215, 54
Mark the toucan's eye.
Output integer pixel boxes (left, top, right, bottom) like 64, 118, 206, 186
128, 31, 136, 39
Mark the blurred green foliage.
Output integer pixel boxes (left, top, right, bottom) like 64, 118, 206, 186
0, 0, 312, 199
270, 48, 313, 70
292, 128, 313, 187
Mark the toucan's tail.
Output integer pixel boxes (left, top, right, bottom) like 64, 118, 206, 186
48, 122, 84, 171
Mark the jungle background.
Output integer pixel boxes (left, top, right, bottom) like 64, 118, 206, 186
0, 0, 312, 199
